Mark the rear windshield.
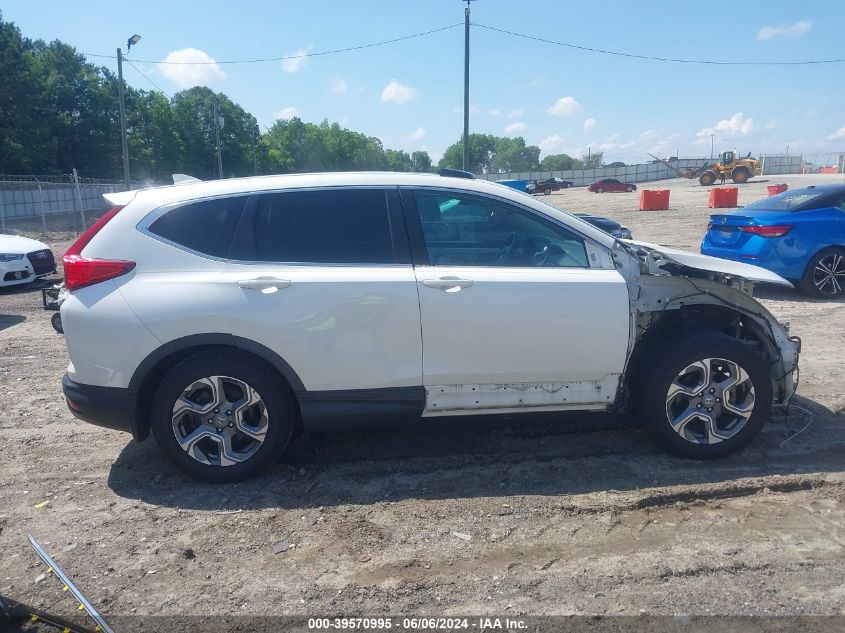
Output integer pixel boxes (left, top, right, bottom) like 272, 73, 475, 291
743, 190, 825, 212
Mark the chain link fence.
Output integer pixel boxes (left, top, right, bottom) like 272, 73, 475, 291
0, 172, 127, 238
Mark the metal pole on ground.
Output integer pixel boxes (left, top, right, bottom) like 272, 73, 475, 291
72, 169, 85, 233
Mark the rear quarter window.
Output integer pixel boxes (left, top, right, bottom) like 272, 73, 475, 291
247, 188, 395, 264
148, 196, 246, 258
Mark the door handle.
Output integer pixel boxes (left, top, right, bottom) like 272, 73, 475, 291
237, 277, 292, 291
422, 277, 474, 291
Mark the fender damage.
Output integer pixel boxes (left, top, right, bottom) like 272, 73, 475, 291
613, 240, 801, 408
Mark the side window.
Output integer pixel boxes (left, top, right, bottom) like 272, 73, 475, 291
148, 196, 246, 258
251, 189, 395, 264
413, 191, 588, 268
835, 195, 845, 212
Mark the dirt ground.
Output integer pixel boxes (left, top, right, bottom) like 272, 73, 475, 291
1, 174, 844, 630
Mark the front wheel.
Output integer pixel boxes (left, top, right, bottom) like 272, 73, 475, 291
596, 187, 604, 193
151, 351, 297, 482
800, 247, 845, 298
543, 188, 552, 195
637, 333, 771, 459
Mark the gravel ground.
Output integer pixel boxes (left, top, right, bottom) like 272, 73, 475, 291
1, 173, 844, 631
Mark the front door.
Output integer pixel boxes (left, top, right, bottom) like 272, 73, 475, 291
403, 188, 630, 414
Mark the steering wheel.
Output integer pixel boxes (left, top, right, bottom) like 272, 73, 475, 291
531, 244, 569, 267
496, 232, 517, 264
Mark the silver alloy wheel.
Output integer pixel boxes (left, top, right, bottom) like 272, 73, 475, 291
171, 375, 268, 466
665, 358, 755, 444
813, 252, 845, 295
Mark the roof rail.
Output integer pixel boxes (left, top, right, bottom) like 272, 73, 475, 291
438, 168, 476, 180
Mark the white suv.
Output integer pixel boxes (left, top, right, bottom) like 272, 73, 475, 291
61, 171, 800, 482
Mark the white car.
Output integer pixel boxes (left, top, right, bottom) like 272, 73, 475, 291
0, 233, 56, 287
60, 171, 800, 482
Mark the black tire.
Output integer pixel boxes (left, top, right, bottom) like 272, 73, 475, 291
625, 185, 633, 192
731, 167, 750, 184
151, 351, 297, 482
637, 332, 772, 459
699, 172, 716, 186
799, 247, 845, 298
51, 312, 63, 334
543, 188, 552, 196
596, 187, 604, 194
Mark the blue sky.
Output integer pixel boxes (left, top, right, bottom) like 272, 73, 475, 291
4, 0, 845, 163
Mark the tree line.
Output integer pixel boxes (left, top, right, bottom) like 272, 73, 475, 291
0, 13, 604, 181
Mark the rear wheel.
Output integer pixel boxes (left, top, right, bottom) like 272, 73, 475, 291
637, 333, 771, 459
799, 247, 845, 298
151, 351, 297, 482
625, 185, 633, 192
543, 188, 552, 195
731, 167, 750, 184
699, 171, 716, 186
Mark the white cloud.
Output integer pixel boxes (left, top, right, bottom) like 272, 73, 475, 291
282, 46, 312, 73
547, 96, 582, 118
408, 127, 426, 141
381, 80, 419, 104
330, 79, 348, 94
583, 117, 597, 132
640, 129, 656, 138
507, 108, 524, 119
158, 48, 226, 88
504, 121, 527, 135
828, 125, 845, 140
756, 20, 812, 40
538, 134, 565, 156
488, 108, 501, 116
697, 112, 755, 137
273, 106, 299, 120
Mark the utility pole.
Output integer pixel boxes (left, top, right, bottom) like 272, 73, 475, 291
117, 49, 130, 189
117, 35, 141, 190
462, 0, 473, 171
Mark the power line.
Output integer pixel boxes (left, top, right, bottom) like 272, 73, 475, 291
124, 58, 168, 94
119, 23, 461, 65
472, 22, 845, 66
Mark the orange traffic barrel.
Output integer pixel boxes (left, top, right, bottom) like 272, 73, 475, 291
639, 189, 670, 211
708, 187, 738, 208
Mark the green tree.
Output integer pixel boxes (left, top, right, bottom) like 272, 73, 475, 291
491, 137, 540, 173
0, 13, 54, 173
385, 149, 412, 171
540, 153, 581, 171
579, 150, 604, 169
439, 134, 497, 173
411, 150, 432, 172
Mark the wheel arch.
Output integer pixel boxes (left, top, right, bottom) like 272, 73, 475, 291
128, 334, 305, 441
622, 300, 791, 413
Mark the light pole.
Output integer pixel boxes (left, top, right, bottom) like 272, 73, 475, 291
710, 133, 714, 160
462, 0, 473, 171
117, 34, 141, 189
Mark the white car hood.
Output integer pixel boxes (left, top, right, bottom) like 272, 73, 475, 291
0, 233, 49, 254
621, 239, 793, 287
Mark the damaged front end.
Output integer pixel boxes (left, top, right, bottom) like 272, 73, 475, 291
614, 240, 801, 407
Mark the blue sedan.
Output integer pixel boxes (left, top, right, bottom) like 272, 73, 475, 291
701, 184, 845, 298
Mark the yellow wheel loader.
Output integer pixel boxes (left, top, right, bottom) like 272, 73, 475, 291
650, 151, 762, 186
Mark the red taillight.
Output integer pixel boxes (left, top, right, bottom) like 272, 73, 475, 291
737, 225, 793, 238
62, 206, 136, 291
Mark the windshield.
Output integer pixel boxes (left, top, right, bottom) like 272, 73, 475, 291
743, 190, 825, 212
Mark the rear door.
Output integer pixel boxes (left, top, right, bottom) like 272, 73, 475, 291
402, 188, 630, 414
216, 187, 422, 392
